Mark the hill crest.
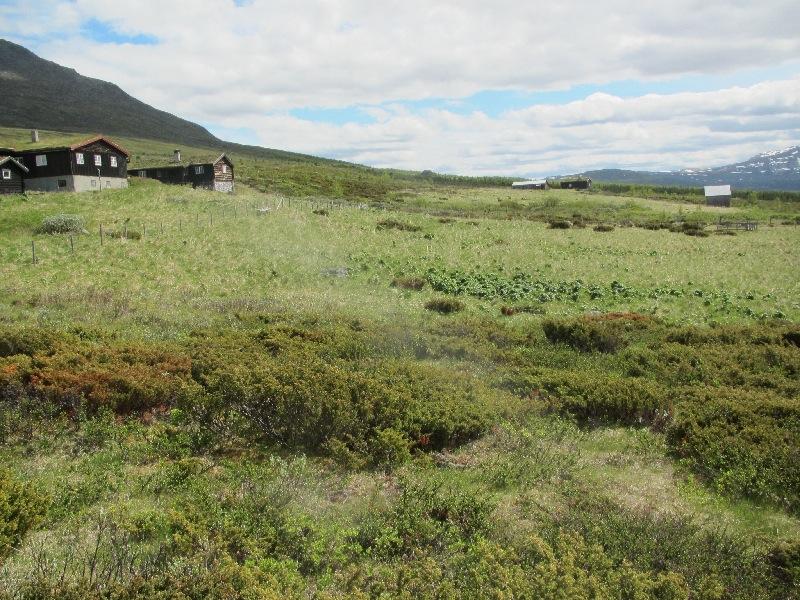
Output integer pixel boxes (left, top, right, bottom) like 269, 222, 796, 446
0, 39, 219, 147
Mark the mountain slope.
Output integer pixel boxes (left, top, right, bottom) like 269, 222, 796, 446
584, 146, 800, 191
0, 39, 219, 147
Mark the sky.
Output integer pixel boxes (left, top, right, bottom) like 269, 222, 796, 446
1, 0, 799, 177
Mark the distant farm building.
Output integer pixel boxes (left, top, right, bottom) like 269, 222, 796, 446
511, 179, 548, 190
559, 177, 592, 190
704, 185, 732, 207
11, 135, 130, 192
0, 155, 28, 194
129, 150, 234, 193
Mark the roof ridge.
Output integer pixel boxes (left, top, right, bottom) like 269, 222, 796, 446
0, 156, 29, 172
70, 135, 131, 157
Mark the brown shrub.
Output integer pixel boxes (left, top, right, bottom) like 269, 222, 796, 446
425, 298, 465, 314
392, 277, 426, 291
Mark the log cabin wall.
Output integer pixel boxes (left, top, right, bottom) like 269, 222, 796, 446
212, 157, 234, 193
16, 149, 72, 179
187, 163, 215, 189
16, 142, 127, 180
71, 142, 128, 178
130, 165, 187, 185
0, 163, 25, 194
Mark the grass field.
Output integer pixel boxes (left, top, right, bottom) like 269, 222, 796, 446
1, 131, 799, 598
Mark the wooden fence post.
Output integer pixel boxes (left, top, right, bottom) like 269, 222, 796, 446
31, 240, 37, 264
70, 235, 74, 253
100, 224, 104, 246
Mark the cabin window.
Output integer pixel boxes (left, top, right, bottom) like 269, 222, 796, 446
222, 165, 227, 173
110, 156, 118, 167
58, 180, 67, 188
91, 180, 97, 187
94, 154, 102, 166
139, 171, 147, 178
35, 155, 47, 167
76, 153, 84, 165
195, 166, 204, 175
1, 169, 10, 180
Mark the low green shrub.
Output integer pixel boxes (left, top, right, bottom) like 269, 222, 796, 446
105, 229, 142, 240
0, 327, 69, 358
3, 557, 303, 599
547, 219, 572, 229
425, 298, 465, 314
0, 468, 47, 563
539, 370, 668, 425
368, 428, 413, 469
640, 221, 662, 230
376, 218, 421, 232
208, 356, 490, 460
533, 488, 779, 598
356, 478, 493, 558
666, 387, 800, 512
500, 304, 545, 316
593, 223, 615, 232
767, 540, 800, 585
36, 214, 85, 234
542, 317, 634, 353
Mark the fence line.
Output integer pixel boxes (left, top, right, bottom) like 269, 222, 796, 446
24, 196, 382, 266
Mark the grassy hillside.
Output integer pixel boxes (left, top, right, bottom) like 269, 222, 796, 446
0, 40, 220, 147
0, 178, 799, 598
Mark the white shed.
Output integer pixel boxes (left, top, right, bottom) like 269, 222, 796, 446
704, 184, 732, 207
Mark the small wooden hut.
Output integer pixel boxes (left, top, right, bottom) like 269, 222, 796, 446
704, 185, 731, 207
0, 155, 28, 194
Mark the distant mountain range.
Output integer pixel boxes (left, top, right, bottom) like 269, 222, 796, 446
584, 146, 800, 191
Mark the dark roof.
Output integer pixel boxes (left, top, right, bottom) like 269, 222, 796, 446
14, 135, 131, 158
130, 153, 232, 171
0, 156, 29, 172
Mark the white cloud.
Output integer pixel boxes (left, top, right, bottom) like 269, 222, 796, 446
17, 0, 800, 113
231, 78, 800, 176
2, 0, 800, 174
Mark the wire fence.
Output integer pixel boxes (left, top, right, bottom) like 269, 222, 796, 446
22, 196, 383, 266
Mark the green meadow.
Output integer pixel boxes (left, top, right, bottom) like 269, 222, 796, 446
0, 129, 799, 598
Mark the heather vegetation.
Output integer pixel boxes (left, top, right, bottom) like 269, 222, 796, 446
0, 129, 798, 598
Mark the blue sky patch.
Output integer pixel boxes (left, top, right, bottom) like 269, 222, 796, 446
80, 19, 158, 45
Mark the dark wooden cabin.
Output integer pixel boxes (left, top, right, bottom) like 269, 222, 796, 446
0, 155, 28, 195
12, 135, 130, 192
511, 179, 548, 190
129, 153, 234, 193
560, 177, 592, 190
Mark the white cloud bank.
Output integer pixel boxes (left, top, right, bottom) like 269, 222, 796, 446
2, 0, 800, 174
224, 78, 800, 176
